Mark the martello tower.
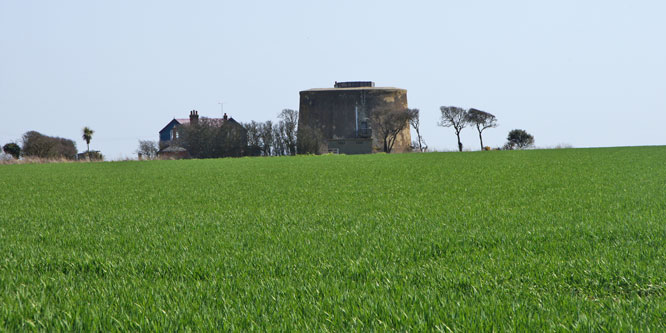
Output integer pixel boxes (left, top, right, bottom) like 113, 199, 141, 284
298, 81, 411, 154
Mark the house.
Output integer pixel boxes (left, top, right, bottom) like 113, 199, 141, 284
158, 110, 247, 158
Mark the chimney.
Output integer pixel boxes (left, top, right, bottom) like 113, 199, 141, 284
189, 110, 199, 124
223, 113, 228, 121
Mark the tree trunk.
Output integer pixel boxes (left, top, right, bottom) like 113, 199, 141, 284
456, 133, 463, 152
87, 143, 90, 161
479, 131, 484, 151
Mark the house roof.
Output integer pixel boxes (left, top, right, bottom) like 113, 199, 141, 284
159, 116, 242, 134
159, 145, 187, 153
159, 118, 182, 134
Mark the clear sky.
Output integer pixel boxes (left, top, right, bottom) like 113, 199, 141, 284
1, 1, 664, 159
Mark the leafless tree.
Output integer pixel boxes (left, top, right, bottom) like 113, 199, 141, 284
439, 106, 469, 152
259, 121, 274, 156
136, 140, 158, 159
272, 121, 286, 156
466, 108, 498, 150
370, 108, 413, 153
278, 109, 298, 155
407, 108, 427, 152
243, 121, 262, 156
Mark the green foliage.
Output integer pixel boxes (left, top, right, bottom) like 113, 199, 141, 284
507, 129, 535, 149
2, 143, 20, 159
1, 147, 665, 330
82, 127, 95, 160
82, 127, 94, 145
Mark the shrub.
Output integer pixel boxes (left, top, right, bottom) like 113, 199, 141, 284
21, 131, 77, 159
506, 129, 534, 149
2, 143, 20, 159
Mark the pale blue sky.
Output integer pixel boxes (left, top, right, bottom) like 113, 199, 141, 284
1, 1, 664, 159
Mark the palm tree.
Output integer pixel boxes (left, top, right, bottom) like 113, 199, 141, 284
82, 127, 94, 160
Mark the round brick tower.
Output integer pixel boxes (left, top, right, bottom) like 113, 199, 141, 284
298, 82, 411, 154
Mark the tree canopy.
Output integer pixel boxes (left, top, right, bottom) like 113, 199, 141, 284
21, 131, 77, 159
439, 106, 469, 152
407, 108, 427, 152
370, 108, 413, 153
2, 143, 21, 159
506, 129, 534, 149
466, 108, 498, 150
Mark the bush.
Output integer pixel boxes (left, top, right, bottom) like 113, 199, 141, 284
21, 131, 77, 159
506, 129, 534, 149
2, 143, 20, 159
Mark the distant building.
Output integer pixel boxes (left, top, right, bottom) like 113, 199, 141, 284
298, 81, 411, 154
158, 110, 246, 157
157, 145, 190, 159
159, 110, 241, 144
76, 150, 103, 161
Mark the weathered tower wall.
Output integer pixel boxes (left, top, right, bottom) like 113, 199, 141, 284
298, 86, 411, 154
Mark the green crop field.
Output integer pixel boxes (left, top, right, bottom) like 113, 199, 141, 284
1, 146, 665, 331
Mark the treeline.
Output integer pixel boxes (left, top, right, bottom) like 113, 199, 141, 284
438, 106, 534, 151
135, 105, 536, 160
3, 131, 77, 159
142, 109, 322, 159
243, 110, 323, 156
242, 109, 298, 157
3, 128, 102, 161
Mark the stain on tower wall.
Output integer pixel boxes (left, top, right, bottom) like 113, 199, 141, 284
298, 86, 411, 154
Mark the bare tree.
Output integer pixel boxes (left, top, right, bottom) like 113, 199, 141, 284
243, 121, 263, 156
370, 108, 412, 153
136, 140, 158, 160
259, 121, 274, 156
278, 109, 298, 155
407, 108, 427, 152
466, 108, 498, 150
272, 121, 286, 156
439, 106, 469, 152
